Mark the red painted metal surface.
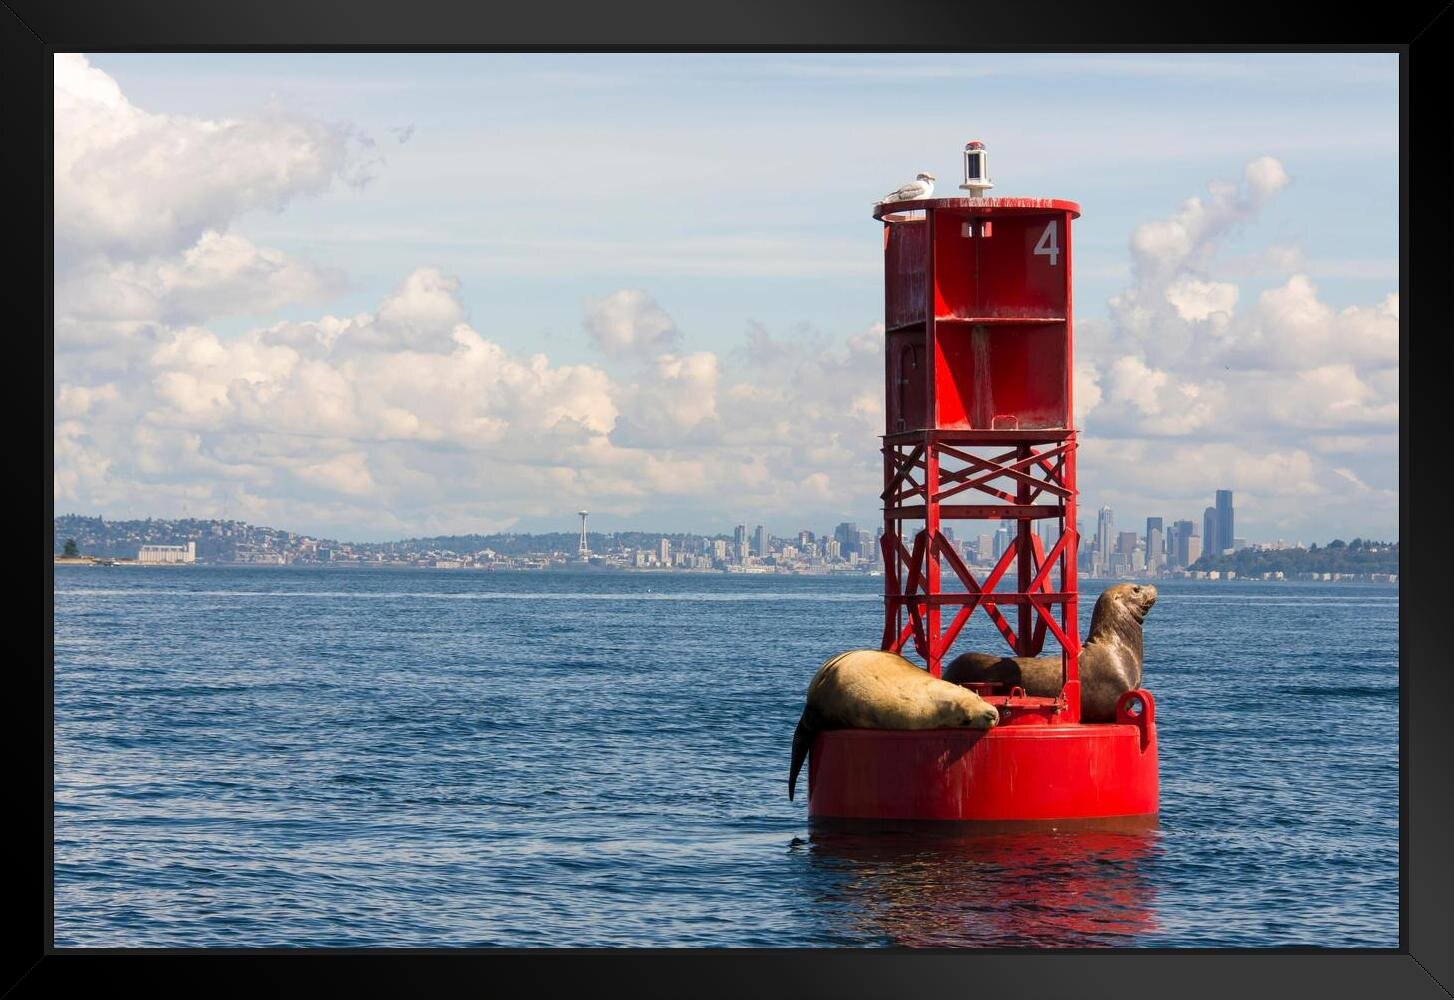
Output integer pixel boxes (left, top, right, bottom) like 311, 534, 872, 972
808, 689, 1159, 822
803, 190, 1157, 824
884, 220, 928, 332
876, 197, 1080, 680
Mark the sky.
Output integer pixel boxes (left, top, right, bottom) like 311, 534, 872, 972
53, 52, 1399, 544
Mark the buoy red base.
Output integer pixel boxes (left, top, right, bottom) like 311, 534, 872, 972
807, 689, 1159, 823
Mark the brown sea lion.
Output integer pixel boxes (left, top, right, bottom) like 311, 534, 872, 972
942, 583, 1157, 723
788, 649, 1000, 800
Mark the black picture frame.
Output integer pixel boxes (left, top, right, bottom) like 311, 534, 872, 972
15, 2, 1452, 996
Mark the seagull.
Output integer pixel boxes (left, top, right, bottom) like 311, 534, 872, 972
875, 172, 935, 206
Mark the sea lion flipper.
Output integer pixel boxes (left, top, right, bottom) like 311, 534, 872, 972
788, 707, 819, 801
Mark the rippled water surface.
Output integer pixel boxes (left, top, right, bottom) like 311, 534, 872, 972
53, 567, 1399, 947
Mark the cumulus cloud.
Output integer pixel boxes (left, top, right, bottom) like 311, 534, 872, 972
610, 350, 721, 448
59, 231, 345, 329
582, 289, 681, 357
54, 53, 366, 382
1096, 356, 1226, 436
1164, 276, 1238, 323
54, 261, 895, 536
1121, 156, 1288, 289
1220, 278, 1398, 371
54, 53, 376, 261
1073, 155, 1397, 537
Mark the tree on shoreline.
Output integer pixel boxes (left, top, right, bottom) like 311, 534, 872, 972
63, 538, 79, 558
1189, 540, 1398, 576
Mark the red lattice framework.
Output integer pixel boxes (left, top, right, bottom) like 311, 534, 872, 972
880, 428, 1080, 690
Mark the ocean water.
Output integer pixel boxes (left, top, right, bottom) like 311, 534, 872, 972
52, 567, 1400, 948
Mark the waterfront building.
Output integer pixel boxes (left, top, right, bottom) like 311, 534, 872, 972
137, 541, 195, 564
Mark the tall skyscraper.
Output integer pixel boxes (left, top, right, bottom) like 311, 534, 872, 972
993, 526, 1012, 560
1145, 517, 1164, 573
1096, 507, 1115, 575
752, 524, 767, 558
834, 521, 859, 558
659, 537, 671, 565
1203, 507, 1218, 557
1038, 520, 1058, 559
1216, 489, 1235, 554
1171, 519, 1196, 568
1117, 530, 1138, 556
1030, 520, 1062, 586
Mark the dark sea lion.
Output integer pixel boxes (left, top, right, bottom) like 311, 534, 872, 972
788, 649, 1000, 800
942, 583, 1157, 723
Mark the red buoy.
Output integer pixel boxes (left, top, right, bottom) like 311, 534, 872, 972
808, 180, 1158, 823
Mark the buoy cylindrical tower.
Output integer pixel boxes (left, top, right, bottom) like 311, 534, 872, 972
807, 154, 1158, 823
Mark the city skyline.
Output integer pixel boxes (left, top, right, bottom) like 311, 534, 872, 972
53, 506, 1395, 572
56, 483, 1390, 558
54, 53, 1398, 544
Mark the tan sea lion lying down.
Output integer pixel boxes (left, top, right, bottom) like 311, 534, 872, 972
942, 583, 1157, 723
788, 649, 1000, 800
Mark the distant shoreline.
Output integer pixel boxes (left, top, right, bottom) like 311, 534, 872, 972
53, 557, 184, 567
50, 558, 1398, 584
50, 558, 868, 576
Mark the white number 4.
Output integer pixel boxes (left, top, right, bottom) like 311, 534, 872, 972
1033, 221, 1060, 266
